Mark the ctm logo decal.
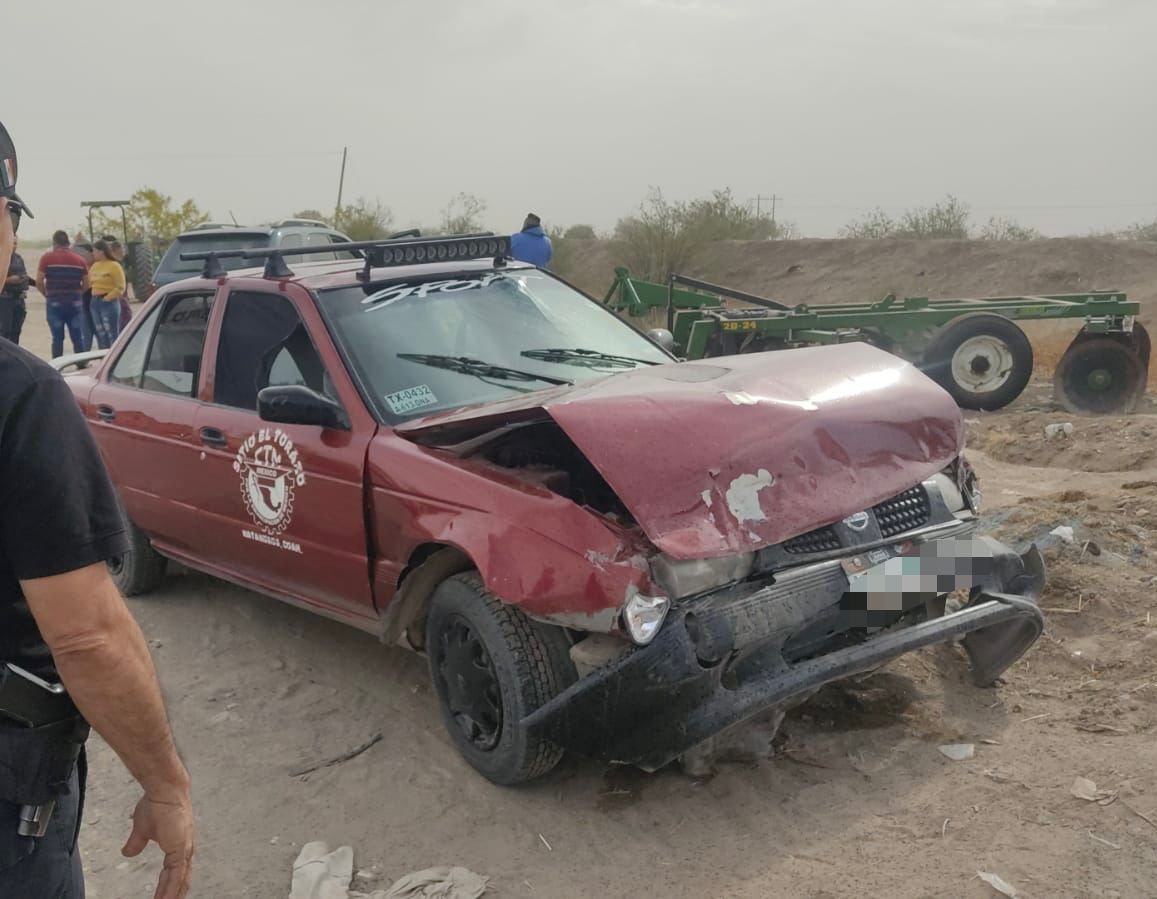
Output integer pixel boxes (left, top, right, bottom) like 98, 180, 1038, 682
233, 429, 307, 535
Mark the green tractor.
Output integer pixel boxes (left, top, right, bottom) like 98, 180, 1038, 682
81, 200, 159, 303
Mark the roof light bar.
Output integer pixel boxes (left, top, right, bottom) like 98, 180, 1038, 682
178, 232, 511, 281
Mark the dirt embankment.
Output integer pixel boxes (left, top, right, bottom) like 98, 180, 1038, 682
567, 237, 1157, 319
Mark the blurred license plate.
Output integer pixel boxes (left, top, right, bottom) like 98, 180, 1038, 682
841, 541, 915, 591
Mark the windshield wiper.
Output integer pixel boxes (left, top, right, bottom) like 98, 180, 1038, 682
397, 354, 573, 386
520, 347, 660, 368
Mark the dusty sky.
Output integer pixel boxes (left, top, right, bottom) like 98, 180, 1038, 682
6, 0, 1156, 240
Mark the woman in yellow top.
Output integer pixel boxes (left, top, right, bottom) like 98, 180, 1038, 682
88, 240, 127, 349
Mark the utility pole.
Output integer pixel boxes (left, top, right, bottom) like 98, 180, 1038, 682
333, 147, 348, 226
754, 194, 780, 231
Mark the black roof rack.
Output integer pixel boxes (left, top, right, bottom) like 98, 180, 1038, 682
179, 231, 510, 281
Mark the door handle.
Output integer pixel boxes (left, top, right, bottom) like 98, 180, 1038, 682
199, 427, 227, 448
96, 404, 116, 423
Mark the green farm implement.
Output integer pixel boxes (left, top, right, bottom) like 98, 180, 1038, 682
603, 269, 1150, 414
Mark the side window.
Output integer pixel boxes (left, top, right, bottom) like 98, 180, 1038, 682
109, 302, 163, 387
328, 234, 360, 261
214, 291, 332, 411
109, 293, 213, 396
303, 231, 337, 262
279, 233, 304, 250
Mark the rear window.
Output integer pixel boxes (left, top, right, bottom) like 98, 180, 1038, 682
160, 233, 271, 274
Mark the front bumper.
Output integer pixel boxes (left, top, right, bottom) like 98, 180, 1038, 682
523, 533, 1045, 771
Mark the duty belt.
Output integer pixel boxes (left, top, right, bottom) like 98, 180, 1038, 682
0, 663, 89, 837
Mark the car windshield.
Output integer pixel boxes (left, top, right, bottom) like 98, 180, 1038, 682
161, 233, 272, 274
319, 269, 672, 421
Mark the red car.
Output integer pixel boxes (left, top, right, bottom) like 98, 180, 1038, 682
55, 235, 1045, 784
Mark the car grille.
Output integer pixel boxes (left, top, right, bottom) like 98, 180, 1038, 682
781, 485, 931, 554
873, 485, 931, 538
783, 525, 841, 555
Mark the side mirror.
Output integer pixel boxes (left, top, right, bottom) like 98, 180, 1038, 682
257, 385, 351, 431
646, 328, 677, 352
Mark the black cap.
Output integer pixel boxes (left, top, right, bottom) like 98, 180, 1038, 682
0, 120, 32, 219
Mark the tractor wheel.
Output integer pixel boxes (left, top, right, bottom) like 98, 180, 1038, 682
126, 239, 157, 303
1053, 336, 1146, 415
426, 572, 577, 785
921, 313, 1034, 411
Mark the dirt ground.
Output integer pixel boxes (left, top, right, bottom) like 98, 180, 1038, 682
11, 245, 1157, 898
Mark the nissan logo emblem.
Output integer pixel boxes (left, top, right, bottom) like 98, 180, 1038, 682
843, 511, 870, 532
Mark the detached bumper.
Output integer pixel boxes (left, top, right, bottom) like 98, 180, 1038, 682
523, 534, 1045, 771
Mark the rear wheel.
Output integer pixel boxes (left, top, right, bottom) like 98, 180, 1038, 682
922, 314, 1034, 411
1053, 337, 1146, 414
109, 519, 168, 596
426, 572, 576, 785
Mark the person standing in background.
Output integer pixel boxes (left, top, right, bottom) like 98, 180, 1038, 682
36, 230, 88, 358
71, 233, 95, 351
0, 234, 29, 344
88, 240, 126, 349
109, 239, 132, 332
509, 213, 553, 268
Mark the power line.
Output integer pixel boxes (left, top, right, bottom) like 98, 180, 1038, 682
36, 150, 345, 162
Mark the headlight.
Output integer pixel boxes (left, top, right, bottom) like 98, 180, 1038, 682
926, 472, 966, 513
622, 591, 670, 645
650, 552, 755, 599
926, 457, 981, 515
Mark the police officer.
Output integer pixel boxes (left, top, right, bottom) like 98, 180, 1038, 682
0, 198, 195, 894
0, 233, 29, 344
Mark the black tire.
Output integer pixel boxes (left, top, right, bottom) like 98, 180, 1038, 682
125, 239, 157, 303
1053, 337, 1146, 415
426, 572, 576, 785
109, 519, 168, 596
921, 313, 1034, 411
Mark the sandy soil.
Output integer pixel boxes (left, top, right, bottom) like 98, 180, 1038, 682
9, 244, 1156, 898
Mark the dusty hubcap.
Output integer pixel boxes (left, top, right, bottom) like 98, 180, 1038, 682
436, 615, 502, 751
1087, 368, 1113, 391
951, 336, 1014, 393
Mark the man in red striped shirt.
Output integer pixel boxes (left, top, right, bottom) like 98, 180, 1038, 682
35, 231, 87, 358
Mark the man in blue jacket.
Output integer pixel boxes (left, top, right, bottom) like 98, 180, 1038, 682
510, 213, 552, 268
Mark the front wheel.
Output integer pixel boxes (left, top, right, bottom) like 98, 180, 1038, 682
426, 573, 576, 785
109, 519, 168, 596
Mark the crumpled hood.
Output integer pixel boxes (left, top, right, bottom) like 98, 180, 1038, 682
397, 344, 964, 559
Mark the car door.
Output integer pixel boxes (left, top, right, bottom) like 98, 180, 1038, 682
191, 286, 378, 623
87, 290, 215, 554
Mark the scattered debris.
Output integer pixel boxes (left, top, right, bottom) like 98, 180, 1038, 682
290, 733, 383, 778
538, 834, 553, 852
1050, 526, 1075, 544
941, 818, 950, 838
1124, 803, 1157, 830
1044, 422, 1074, 441
1088, 831, 1122, 850
979, 739, 1001, 745
1076, 723, 1130, 735
1022, 714, 1050, 723
380, 867, 489, 899
938, 743, 975, 761
1070, 777, 1118, 805
290, 842, 354, 899
977, 870, 1021, 898
1123, 481, 1157, 490
985, 770, 1014, 784
290, 844, 489, 899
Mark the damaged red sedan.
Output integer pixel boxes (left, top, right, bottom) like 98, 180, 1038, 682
54, 235, 1045, 784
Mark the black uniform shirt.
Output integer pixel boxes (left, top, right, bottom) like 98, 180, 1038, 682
0, 342, 128, 680
1, 251, 26, 301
